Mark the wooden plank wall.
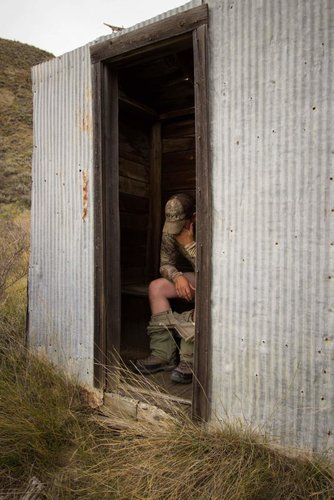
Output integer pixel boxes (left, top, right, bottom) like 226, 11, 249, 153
119, 113, 196, 285
119, 112, 150, 284
162, 115, 196, 205
161, 115, 196, 276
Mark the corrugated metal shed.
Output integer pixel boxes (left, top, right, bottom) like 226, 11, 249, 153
29, 0, 333, 452
28, 0, 202, 386
208, 0, 333, 452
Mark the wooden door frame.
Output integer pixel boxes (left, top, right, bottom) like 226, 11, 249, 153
91, 4, 211, 420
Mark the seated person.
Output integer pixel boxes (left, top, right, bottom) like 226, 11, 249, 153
135, 193, 196, 384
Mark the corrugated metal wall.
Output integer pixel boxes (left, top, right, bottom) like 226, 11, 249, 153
208, 0, 333, 452
29, 46, 95, 384
29, 0, 333, 452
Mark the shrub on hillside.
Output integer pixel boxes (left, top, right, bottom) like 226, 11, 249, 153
0, 214, 29, 302
0, 208, 29, 344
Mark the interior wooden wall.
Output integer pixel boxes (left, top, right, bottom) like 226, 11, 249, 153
119, 111, 150, 285
119, 112, 196, 288
162, 115, 196, 205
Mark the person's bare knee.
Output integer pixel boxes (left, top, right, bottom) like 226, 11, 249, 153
148, 278, 177, 314
149, 278, 166, 301
148, 278, 174, 300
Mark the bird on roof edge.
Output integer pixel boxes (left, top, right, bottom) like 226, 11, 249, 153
104, 23, 124, 33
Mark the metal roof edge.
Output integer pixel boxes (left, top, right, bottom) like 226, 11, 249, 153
31, 0, 203, 71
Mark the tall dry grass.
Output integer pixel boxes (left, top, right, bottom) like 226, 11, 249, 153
1, 344, 333, 499
0, 211, 90, 495
47, 366, 334, 500
0, 210, 333, 498
0, 334, 88, 494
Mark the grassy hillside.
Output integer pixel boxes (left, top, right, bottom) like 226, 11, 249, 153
0, 38, 53, 208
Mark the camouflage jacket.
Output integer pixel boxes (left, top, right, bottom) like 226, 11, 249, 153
159, 233, 196, 283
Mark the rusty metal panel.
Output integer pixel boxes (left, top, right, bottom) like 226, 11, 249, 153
29, 45, 95, 385
207, 0, 334, 453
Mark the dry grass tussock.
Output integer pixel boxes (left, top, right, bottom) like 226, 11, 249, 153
0, 213, 333, 499
60, 371, 334, 500
0, 343, 333, 499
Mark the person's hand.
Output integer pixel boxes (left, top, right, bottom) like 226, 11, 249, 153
175, 275, 195, 301
175, 222, 194, 247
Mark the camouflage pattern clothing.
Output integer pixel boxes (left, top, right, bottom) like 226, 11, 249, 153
159, 234, 196, 282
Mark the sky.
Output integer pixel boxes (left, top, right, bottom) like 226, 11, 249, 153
0, 0, 189, 56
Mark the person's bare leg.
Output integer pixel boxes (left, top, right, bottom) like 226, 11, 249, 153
136, 273, 196, 373
148, 273, 196, 315
148, 278, 177, 315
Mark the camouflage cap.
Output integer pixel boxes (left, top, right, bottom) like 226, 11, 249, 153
162, 193, 195, 235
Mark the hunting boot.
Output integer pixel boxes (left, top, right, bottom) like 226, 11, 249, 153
170, 309, 194, 384
135, 311, 177, 374
170, 360, 193, 384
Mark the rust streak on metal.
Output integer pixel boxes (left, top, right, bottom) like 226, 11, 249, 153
81, 113, 93, 133
82, 170, 88, 220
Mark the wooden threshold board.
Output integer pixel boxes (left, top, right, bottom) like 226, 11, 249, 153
120, 370, 192, 406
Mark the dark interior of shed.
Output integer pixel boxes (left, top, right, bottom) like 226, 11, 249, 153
116, 38, 196, 401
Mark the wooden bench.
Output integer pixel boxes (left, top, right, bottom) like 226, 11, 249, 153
121, 283, 148, 297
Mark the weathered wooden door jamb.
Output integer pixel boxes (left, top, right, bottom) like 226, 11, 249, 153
91, 4, 211, 420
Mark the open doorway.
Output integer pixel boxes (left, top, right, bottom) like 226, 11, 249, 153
91, 5, 210, 418
118, 40, 196, 403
